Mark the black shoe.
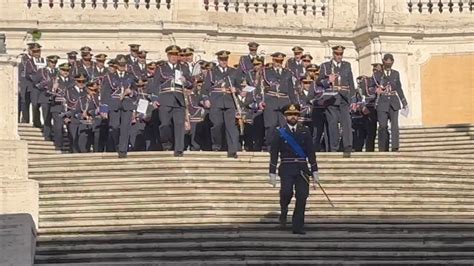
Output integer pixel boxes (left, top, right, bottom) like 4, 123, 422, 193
279, 211, 287, 229
392, 148, 399, 152
44, 136, 53, 141
227, 153, 238, 158
212, 145, 221, 152
343, 151, 351, 158
118, 152, 127, 158
174, 151, 183, 157
292, 230, 306, 235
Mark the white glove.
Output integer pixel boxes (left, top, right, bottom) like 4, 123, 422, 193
312, 171, 319, 187
268, 173, 277, 187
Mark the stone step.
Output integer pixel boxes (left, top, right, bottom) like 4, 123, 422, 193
37, 214, 474, 229
28, 168, 474, 179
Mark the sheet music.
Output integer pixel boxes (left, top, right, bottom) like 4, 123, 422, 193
243, 86, 256, 92
137, 99, 149, 114
174, 70, 183, 86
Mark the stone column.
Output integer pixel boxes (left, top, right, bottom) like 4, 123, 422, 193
0, 54, 39, 227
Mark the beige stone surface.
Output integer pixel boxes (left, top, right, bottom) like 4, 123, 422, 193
0, 214, 37, 266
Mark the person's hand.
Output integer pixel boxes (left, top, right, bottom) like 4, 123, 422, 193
204, 100, 211, 108
268, 173, 277, 187
153, 101, 160, 109
258, 102, 266, 110
124, 88, 132, 96
64, 117, 71, 124
312, 171, 319, 189
230, 87, 236, 94
350, 103, 358, 112
328, 74, 337, 83
100, 112, 108, 119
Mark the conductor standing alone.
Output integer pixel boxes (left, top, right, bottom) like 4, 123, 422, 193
269, 104, 319, 235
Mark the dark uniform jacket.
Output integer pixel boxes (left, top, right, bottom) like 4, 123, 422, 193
31, 67, 58, 104
261, 66, 295, 107
269, 124, 318, 177
317, 60, 355, 106
100, 71, 137, 111
202, 66, 241, 109
371, 69, 408, 112
150, 62, 192, 108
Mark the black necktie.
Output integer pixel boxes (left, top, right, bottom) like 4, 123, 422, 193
291, 127, 296, 133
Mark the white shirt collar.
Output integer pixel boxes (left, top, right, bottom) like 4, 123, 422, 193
288, 124, 297, 132
168, 62, 176, 69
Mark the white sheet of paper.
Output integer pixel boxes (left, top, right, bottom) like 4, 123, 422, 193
174, 70, 183, 86
243, 86, 256, 92
323, 92, 338, 96
36, 62, 47, 69
137, 99, 150, 114
400, 106, 410, 117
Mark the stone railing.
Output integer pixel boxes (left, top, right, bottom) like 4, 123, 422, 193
25, 0, 172, 9
203, 0, 327, 16
407, 0, 473, 13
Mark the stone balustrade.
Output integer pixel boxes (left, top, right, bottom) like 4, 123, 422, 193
407, 0, 473, 13
203, 0, 327, 16
25, 0, 172, 9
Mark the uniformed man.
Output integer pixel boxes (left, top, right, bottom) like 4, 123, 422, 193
295, 74, 313, 129
19, 43, 42, 125
126, 44, 141, 65
285, 46, 305, 81
317, 45, 355, 157
67, 51, 78, 66
151, 45, 193, 157
145, 61, 162, 151
242, 56, 265, 151
65, 73, 87, 153
73, 46, 96, 80
269, 104, 319, 235
307, 70, 329, 152
305, 64, 320, 80
239, 42, 260, 79
50, 63, 73, 150
31, 55, 60, 141
202, 50, 241, 158
180, 48, 196, 76
353, 63, 381, 152
261, 52, 295, 148
185, 77, 207, 151
129, 50, 148, 79
373, 53, 408, 152
100, 54, 137, 158
75, 80, 100, 152
130, 78, 154, 151
25, 43, 45, 128
92, 53, 108, 83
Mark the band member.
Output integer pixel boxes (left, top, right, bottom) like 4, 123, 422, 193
242, 56, 265, 151
180, 48, 195, 75
65, 73, 87, 153
19, 43, 43, 126
201, 50, 241, 158
92, 54, 108, 83
101, 54, 137, 158
269, 104, 319, 235
76, 80, 100, 152
152, 45, 192, 157
126, 44, 141, 65
373, 54, 408, 152
73, 46, 96, 80
239, 42, 260, 79
296, 74, 313, 129
31, 55, 59, 141
317, 45, 355, 157
129, 50, 148, 79
130, 78, 155, 151
261, 52, 295, 148
353, 63, 381, 152
185, 78, 207, 151
50, 63, 73, 149
351, 80, 371, 152
305, 64, 320, 80
285, 46, 305, 80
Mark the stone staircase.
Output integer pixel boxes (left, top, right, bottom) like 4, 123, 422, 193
16, 123, 474, 264
18, 123, 474, 155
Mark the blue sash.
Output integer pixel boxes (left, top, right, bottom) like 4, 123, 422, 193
278, 127, 307, 159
